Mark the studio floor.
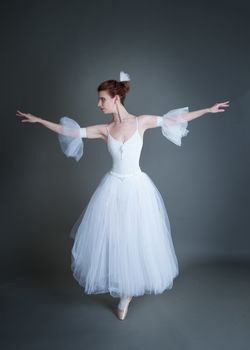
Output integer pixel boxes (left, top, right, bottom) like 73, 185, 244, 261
1, 258, 249, 350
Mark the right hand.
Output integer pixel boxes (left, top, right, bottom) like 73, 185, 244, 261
16, 110, 41, 123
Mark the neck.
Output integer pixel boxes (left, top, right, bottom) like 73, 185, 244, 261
112, 103, 130, 123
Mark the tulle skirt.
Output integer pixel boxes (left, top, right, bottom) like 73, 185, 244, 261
70, 170, 179, 298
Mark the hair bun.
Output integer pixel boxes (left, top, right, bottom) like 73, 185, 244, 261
119, 81, 130, 94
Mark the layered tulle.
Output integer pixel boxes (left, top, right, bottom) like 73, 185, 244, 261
57, 116, 85, 162
70, 171, 179, 298
161, 107, 189, 146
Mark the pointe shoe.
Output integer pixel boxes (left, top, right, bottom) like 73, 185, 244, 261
116, 297, 132, 320
117, 305, 129, 320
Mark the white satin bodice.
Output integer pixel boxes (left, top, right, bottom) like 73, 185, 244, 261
106, 117, 143, 177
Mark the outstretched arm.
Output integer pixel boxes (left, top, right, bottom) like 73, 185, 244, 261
140, 101, 230, 130
139, 101, 230, 147
183, 101, 230, 122
16, 110, 107, 140
16, 110, 109, 161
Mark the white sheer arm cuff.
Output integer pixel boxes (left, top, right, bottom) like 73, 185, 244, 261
156, 116, 163, 127
58, 116, 85, 162
80, 128, 87, 138
158, 107, 189, 146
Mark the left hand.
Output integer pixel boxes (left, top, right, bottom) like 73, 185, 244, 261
209, 101, 230, 113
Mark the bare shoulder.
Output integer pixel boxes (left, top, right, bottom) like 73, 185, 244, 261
97, 123, 109, 137
85, 123, 109, 140
138, 114, 159, 130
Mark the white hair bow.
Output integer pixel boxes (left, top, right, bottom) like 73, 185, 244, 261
119, 71, 130, 82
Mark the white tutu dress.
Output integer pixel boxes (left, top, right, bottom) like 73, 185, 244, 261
57, 107, 189, 298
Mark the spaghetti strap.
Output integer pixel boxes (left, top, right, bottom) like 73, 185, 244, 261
136, 117, 138, 131
106, 125, 109, 135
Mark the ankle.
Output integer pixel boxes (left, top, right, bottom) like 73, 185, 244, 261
118, 296, 133, 310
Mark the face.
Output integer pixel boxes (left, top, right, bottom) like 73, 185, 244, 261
97, 90, 119, 114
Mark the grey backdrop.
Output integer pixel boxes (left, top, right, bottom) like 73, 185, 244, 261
1, 0, 250, 283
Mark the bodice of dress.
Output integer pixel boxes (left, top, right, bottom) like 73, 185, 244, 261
106, 117, 143, 177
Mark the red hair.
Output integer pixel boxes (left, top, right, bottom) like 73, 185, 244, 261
97, 79, 130, 106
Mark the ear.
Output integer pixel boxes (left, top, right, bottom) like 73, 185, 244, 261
114, 94, 121, 103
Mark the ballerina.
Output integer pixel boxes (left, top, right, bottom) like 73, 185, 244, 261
16, 71, 229, 320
